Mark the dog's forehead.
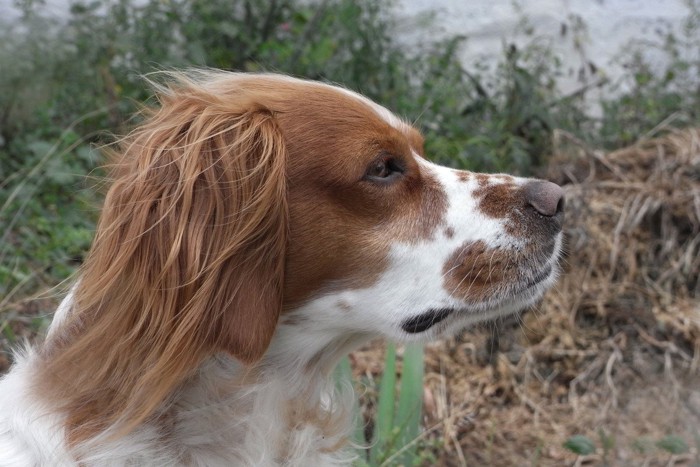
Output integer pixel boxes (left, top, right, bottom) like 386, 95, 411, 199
250, 74, 401, 123
226, 74, 423, 147
330, 86, 406, 131
307, 84, 423, 156
307, 83, 424, 152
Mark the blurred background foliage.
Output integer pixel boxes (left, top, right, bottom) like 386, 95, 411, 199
2, 0, 700, 463
2, 0, 700, 298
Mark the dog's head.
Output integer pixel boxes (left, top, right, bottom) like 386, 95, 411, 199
234, 73, 563, 349
44, 71, 563, 441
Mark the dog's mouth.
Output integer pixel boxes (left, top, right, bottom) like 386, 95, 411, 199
401, 308, 453, 334
401, 264, 556, 334
519, 265, 553, 291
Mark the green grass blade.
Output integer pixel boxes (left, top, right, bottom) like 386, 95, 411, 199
333, 356, 365, 448
334, 355, 353, 389
393, 343, 424, 467
370, 342, 397, 464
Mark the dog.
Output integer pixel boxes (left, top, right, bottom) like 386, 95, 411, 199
0, 70, 564, 466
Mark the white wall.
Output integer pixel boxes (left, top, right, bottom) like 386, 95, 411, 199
395, 0, 689, 95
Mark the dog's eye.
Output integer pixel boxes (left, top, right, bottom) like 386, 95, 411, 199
365, 156, 403, 182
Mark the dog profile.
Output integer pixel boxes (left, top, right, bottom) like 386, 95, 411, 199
0, 70, 564, 466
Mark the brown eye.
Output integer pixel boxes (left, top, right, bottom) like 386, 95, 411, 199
368, 159, 390, 178
365, 156, 404, 182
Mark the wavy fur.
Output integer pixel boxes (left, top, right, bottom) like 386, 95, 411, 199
37, 74, 288, 444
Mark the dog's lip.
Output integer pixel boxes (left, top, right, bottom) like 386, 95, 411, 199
521, 265, 553, 290
401, 307, 453, 334
401, 266, 555, 334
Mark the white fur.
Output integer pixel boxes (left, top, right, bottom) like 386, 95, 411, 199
0, 322, 357, 466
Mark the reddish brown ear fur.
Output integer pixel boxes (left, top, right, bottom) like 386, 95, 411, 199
35, 75, 287, 444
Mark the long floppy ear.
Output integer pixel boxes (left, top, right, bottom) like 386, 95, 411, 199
37, 73, 287, 443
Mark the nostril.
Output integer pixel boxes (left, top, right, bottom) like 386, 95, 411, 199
524, 181, 565, 217
555, 196, 565, 214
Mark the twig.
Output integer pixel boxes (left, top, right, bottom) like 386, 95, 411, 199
635, 326, 692, 362
449, 431, 467, 467
638, 111, 687, 143
547, 76, 607, 108
664, 350, 681, 405
591, 150, 632, 183
513, 385, 565, 434
604, 348, 620, 409
0, 271, 37, 310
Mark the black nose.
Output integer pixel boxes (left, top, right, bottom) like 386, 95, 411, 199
524, 181, 565, 217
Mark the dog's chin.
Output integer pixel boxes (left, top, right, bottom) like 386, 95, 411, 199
399, 264, 558, 341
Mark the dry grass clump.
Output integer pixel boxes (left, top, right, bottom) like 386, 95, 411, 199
352, 128, 700, 466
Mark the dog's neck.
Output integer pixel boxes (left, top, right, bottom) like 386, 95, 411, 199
45, 290, 372, 465
62, 330, 364, 465
162, 323, 369, 465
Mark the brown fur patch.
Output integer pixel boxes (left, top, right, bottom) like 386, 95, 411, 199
474, 181, 521, 220
442, 241, 509, 302
282, 313, 308, 326
443, 234, 558, 304
493, 174, 514, 182
406, 127, 425, 156
457, 171, 471, 183
475, 173, 490, 187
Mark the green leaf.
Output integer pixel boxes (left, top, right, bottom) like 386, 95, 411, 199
45, 157, 75, 184
292, 9, 312, 25
309, 38, 336, 64
27, 140, 54, 158
75, 145, 96, 164
1, 322, 16, 343
597, 428, 614, 451
563, 435, 596, 455
656, 435, 689, 455
333, 356, 364, 447
370, 342, 397, 464
394, 343, 424, 466
216, 22, 239, 38
334, 355, 352, 389
632, 437, 654, 455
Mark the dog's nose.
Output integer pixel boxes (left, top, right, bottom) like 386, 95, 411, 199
524, 181, 565, 217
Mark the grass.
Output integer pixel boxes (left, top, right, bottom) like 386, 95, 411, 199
338, 343, 428, 466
